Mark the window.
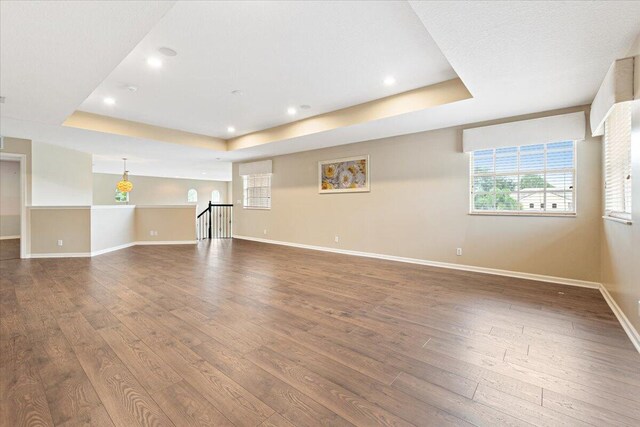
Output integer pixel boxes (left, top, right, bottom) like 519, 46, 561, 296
211, 190, 221, 203
470, 140, 576, 215
115, 189, 129, 203
187, 188, 198, 203
243, 173, 271, 209
604, 103, 632, 221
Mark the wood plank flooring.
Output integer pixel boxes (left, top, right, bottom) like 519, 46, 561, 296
0, 238, 20, 261
1, 239, 639, 426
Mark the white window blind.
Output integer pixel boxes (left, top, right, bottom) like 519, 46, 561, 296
604, 102, 632, 220
470, 141, 576, 215
243, 174, 271, 209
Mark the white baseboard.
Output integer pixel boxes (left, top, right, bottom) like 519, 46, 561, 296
28, 240, 197, 259
91, 242, 136, 256
599, 284, 640, 353
233, 235, 600, 289
0, 235, 20, 240
134, 240, 197, 245
28, 252, 91, 258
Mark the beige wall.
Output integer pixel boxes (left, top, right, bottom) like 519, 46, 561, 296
233, 106, 602, 283
91, 206, 135, 252
601, 101, 640, 333
93, 173, 229, 213
135, 206, 196, 242
0, 137, 32, 205
32, 142, 93, 206
0, 160, 20, 237
29, 208, 91, 254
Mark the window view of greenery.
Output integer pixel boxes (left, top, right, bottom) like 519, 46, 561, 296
114, 189, 129, 203
471, 141, 575, 214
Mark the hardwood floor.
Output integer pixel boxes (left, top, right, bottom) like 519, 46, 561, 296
0, 238, 20, 261
1, 239, 639, 426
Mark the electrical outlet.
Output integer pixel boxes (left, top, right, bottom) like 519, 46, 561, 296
154, 231, 158, 236
456, 248, 462, 256
57, 240, 63, 247
334, 235, 339, 243
263, 229, 267, 235
150, 230, 154, 236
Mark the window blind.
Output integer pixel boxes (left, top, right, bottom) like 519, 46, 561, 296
604, 102, 632, 220
470, 141, 576, 215
243, 173, 271, 209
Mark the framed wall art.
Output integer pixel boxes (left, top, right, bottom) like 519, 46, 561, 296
318, 155, 370, 194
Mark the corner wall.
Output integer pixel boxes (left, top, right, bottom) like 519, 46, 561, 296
601, 101, 640, 334
233, 106, 602, 283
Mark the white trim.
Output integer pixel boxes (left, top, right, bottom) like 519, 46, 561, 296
91, 242, 136, 256
91, 205, 136, 210
29, 252, 91, 258
602, 216, 633, 225
27, 240, 197, 259
1, 152, 28, 259
232, 235, 600, 289
134, 240, 197, 245
599, 284, 640, 353
135, 205, 197, 209
0, 235, 20, 240
27, 205, 92, 210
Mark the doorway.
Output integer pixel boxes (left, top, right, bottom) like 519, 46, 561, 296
0, 159, 21, 260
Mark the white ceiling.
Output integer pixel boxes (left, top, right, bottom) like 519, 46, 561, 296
0, 0, 174, 125
77, 1, 456, 138
2, 1, 640, 181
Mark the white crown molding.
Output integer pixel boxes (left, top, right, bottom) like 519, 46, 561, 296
0, 235, 20, 240
599, 284, 640, 353
233, 235, 600, 289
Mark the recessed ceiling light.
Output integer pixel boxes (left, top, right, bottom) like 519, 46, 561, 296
383, 76, 396, 86
227, 126, 235, 133
103, 97, 116, 105
126, 85, 138, 92
300, 104, 311, 110
231, 89, 243, 95
158, 47, 177, 57
201, 172, 207, 175
287, 107, 297, 116
147, 57, 163, 68
215, 158, 221, 161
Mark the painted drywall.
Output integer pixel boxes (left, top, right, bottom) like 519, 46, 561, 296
93, 173, 229, 214
29, 208, 91, 254
233, 106, 602, 283
32, 142, 93, 206
91, 206, 135, 252
135, 206, 196, 242
601, 100, 640, 333
0, 160, 20, 237
0, 137, 32, 205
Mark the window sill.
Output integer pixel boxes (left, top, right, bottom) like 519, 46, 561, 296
469, 212, 576, 218
602, 216, 632, 225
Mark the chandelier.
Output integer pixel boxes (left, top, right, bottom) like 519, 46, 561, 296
116, 158, 133, 193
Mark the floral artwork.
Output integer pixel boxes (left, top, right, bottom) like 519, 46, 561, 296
319, 155, 370, 193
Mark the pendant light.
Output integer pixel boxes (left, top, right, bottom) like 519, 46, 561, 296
116, 158, 133, 193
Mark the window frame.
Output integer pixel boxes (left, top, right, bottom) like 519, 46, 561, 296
469, 141, 577, 217
187, 188, 198, 203
242, 173, 272, 210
